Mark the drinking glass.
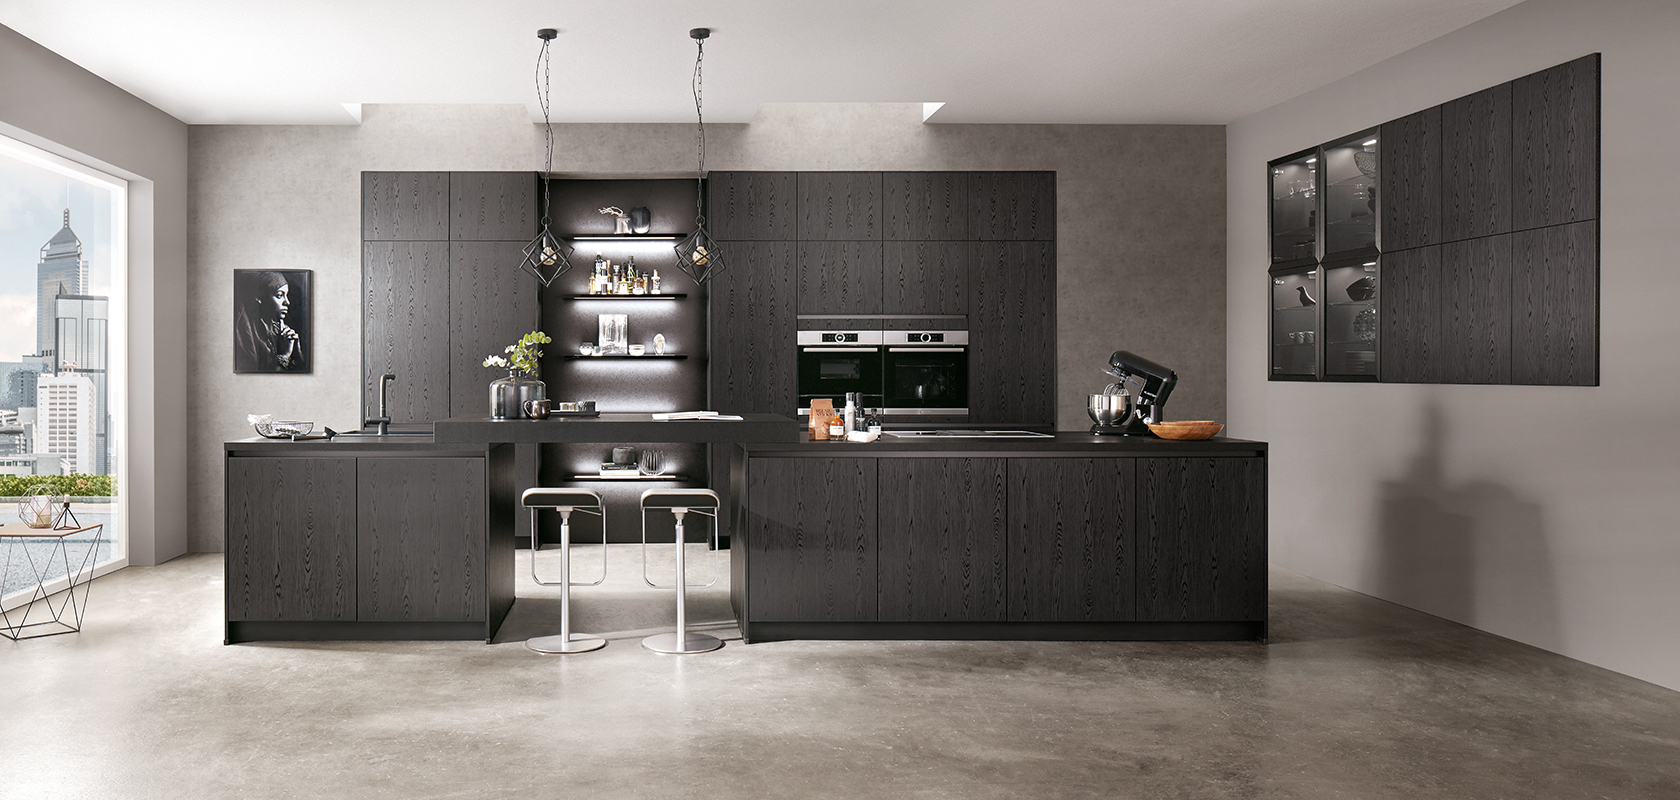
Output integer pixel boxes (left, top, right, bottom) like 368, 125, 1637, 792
638, 450, 666, 477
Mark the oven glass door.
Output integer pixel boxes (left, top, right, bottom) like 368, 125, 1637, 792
883, 348, 968, 411
797, 347, 884, 408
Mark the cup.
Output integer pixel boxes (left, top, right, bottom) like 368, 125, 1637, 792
1305, 331, 1316, 344
638, 450, 666, 477
629, 344, 646, 356
579, 343, 594, 356
556, 402, 580, 413
523, 399, 551, 419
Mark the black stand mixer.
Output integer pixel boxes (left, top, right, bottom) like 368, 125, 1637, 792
1089, 351, 1178, 436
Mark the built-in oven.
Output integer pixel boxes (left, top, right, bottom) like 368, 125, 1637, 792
797, 330, 884, 412
882, 330, 968, 415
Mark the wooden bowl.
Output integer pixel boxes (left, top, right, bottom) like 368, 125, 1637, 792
1147, 420, 1224, 441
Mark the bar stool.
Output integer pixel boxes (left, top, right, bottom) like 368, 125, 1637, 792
639, 488, 723, 654
522, 488, 607, 654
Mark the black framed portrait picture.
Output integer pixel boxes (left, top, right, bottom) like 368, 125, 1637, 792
232, 269, 311, 373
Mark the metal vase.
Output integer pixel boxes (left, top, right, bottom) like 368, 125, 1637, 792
490, 373, 546, 419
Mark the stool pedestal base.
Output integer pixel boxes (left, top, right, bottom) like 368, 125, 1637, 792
641, 631, 722, 654
527, 633, 606, 654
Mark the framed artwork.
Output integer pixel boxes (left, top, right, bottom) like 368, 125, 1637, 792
233, 269, 311, 373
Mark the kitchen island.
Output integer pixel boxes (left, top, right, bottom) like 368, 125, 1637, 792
727, 433, 1268, 644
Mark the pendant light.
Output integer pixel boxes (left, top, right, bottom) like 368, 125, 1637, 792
519, 28, 571, 287
673, 27, 725, 285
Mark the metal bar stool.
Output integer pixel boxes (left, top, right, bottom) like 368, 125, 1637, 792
639, 488, 723, 654
522, 488, 607, 654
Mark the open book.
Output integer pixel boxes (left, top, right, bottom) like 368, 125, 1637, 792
650, 411, 745, 421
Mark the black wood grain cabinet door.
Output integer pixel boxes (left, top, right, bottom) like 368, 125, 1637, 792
363, 241, 452, 423
1380, 107, 1443, 251
1006, 458, 1136, 622
707, 172, 798, 241
882, 241, 969, 316
969, 172, 1056, 241
1380, 245, 1440, 383
798, 241, 884, 316
449, 241, 541, 417
745, 457, 877, 622
798, 172, 883, 240
968, 242, 1056, 425
1438, 234, 1513, 384
877, 458, 1008, 622
226, 457, 357, 621
710, 241, 799, 414
883, 172, 968, 241
1512, 221, 1598, 385
363, 172, 450, 241
1136, 457, 1266, 622
449, 172, 538, 241
1512, 54, 1600, 231
358, 458, 487, 622
1441, 83, 1514, 242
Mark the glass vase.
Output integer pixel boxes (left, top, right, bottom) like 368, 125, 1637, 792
490, 371, 546, 419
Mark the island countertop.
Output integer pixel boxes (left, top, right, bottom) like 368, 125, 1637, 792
738, 432, 1266, 456
432, 413, 800, 444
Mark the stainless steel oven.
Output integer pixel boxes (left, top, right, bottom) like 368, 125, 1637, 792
882, 330, 968, 415
797, 330, 884, 412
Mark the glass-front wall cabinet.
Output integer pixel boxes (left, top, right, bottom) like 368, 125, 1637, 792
1322, 256, 1379, 380
1270, 265, 1318, 380
1321, 129, 1379, 259
1269, 148, 1318, 266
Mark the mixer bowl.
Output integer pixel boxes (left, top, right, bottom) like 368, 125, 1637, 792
1088, 393, 1132, 427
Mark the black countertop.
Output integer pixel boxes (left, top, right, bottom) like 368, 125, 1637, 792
740, 432, 1266, 457
432, 413, 801, 444
225, 435, 489, 455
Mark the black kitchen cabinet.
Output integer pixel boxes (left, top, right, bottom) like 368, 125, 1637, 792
1513, 54, 1600, 231
225, 457, 358, 622
883, 172, 968, 241
225, 446, 513, 643
1380, 106, 1443, 252
877, 458, 1008, 622
358, 457, 487, 622
363, 172, 450, 241
707, 171, 798, 240
1269, 147, 1319, 266
1441, 82, 1514, 242
1136, 457, 1267, 623
1321, 130, 1380, 260
799, 172, 883, 240
970, 172, 1055, 241
1269, 265, 1319, 380
710, 241, 800, 414
1380, 245, 1441, 383
882, 241, 968, 316
798, 240, 884, 316
968, 241, 1055, 426
745, 457, 877, 622
449, 241, 542, 418
1439, 234, 1513, 384
1512, 221, 1598, 386
449, 172, 538, 241
363, 241, 451, 422
1322, 256, 1381, 380
1007, 458, 1136, 622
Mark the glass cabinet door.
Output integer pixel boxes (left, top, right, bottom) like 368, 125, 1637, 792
1270, 149, 1319, 265
1322, 130, 1379, 259
1270, 266, 1319, 379
1322, 257, 1379, 380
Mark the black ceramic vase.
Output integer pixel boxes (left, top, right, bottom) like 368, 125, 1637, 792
629, 207, 651, 234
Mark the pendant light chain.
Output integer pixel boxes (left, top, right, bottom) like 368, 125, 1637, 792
536, 35, 554, 227
518, 28, 571, 287
692, 34, 706, 229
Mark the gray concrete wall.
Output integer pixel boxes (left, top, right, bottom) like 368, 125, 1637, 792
0, 23, 190, 565
1226, 0, 1680, 690
188, 104, 1225, 552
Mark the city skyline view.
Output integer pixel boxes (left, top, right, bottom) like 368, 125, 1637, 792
0, 147, 116, 363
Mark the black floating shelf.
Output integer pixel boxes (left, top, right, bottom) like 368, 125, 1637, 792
565, 234, 687, 241
562, 294, 687, 300
562, 354, 688, 360
570, 474, 691, 482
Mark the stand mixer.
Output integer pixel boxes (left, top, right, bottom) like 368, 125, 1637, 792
1088, 350, 1178, 436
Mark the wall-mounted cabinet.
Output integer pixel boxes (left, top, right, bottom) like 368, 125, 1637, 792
1270, 53, 1599, 387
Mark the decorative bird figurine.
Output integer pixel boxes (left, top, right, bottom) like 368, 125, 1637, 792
1297, 286, 1316, 307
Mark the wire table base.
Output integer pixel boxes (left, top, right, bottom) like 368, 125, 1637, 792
0, 522, 103, 640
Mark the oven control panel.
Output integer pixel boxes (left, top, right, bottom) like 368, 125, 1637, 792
883, 330, 970, 346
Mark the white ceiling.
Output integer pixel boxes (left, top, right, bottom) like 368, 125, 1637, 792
2, 0, 1526, 126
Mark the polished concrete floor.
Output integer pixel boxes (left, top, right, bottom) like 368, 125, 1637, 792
3, 546, 1679, 799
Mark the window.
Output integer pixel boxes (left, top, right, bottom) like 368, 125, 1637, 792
0, 133, 128, 608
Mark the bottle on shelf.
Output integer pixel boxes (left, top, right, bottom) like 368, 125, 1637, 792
828, 413, 845, 441
865, 409, 882, 435
651, 269, 661, 294
843, 392, 859, 434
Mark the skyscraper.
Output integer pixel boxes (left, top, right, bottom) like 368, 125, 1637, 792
34, 372, 95, 475
54, 292, 109, 473
37, 209, 87, 358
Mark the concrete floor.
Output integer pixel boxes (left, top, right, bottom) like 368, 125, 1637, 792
3, 547, 1679, 800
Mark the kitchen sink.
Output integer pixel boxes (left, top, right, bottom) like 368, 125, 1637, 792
882, 430, 1053, 438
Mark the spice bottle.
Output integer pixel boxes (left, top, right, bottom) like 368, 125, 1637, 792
828, 414, 846, 440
